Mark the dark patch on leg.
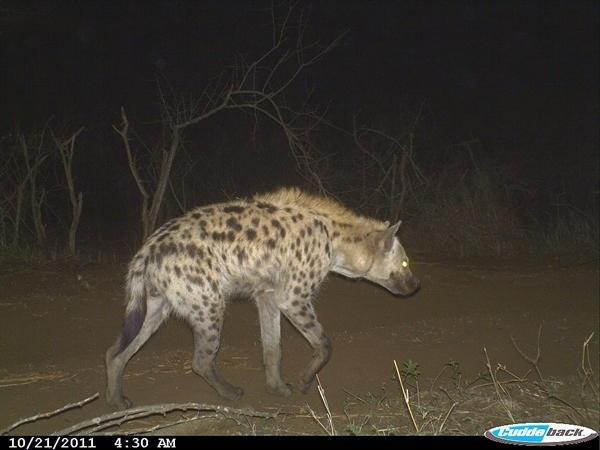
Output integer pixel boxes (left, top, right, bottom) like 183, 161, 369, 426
115, 306, 145, 355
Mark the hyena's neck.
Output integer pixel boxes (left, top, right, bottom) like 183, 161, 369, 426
265, 190, 387, 278
325, 220, 381, 279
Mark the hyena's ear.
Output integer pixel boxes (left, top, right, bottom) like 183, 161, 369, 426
376, 221, 402, 254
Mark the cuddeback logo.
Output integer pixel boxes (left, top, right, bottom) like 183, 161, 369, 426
485, 422, 598, 445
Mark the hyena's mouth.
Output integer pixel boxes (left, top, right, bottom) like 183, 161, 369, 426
403, 276, 421, 295
386, 274, 420, 296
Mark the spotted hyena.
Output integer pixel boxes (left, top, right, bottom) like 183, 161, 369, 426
105, 187, 420, 409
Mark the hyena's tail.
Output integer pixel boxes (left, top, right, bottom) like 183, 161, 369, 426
113, 264, 147, 356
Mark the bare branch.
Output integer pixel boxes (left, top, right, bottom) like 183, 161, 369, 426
51, 402, 279, 436
52, 127, 84, 256
116, 1, 343, 238
113, 108, 152, 239
0, 393, 99, 436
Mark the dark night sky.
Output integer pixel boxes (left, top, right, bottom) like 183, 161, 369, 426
1, 1, 598, 193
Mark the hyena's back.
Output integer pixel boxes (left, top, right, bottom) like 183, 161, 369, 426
106, 187, 419, 409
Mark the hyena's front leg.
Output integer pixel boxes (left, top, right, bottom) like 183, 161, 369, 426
280, 299, 332, 394
255, 292, 293, 397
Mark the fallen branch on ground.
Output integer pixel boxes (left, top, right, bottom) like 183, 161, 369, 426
1, 393, 99, 435
52, 402, 280, 436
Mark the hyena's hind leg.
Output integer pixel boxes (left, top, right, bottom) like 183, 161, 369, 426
189, 300, 244, 401
105, 293, 168, 410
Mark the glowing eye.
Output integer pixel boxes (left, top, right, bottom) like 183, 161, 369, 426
401, 261, 408, 268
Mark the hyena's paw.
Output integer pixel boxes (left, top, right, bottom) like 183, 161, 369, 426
267, 382, 293, 397
298, 367, 320, 394
218, 385, 245, 401
108, 395, 133, 410
297, 377, 313, 394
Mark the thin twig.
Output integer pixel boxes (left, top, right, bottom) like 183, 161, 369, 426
53, 402, 279, 436
307, 405, 331, 436
579, 332, 598, 398
430, 365, 450, 391
394, 360, 419, 433
468, 375, 531, 390
511, 324, 545, 387
438, 402, 458, 434
0, 393, 99, 435
484, 348, 515, 422
315, 374, 336, 435
341, 388, 369, 404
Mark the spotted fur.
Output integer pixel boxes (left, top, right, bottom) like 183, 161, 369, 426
105, 187, 420, 409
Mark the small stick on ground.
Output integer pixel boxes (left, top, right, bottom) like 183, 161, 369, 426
0, 393, 99, 435
0, 371, 73, 388
484, 348, 515, 423
438, 401, 458, 434
311, 374, 336, 436
342, 388, 370, 404
394, 360, 419, 433
511, 324, 545, 387
579, 332, 598, 398
430, 365, 450, 391
53, 402, 279, 436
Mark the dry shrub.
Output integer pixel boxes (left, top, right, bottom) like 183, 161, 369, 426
403, 157, 528, 257
542, 202, 599, 256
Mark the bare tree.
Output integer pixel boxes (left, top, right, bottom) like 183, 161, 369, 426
351, 116, 428, 223
114, 2, 344, 239
52, 128, 84, 256
19, 127, 50, 250
288, 108, 430, 222
0, 130, 49, 249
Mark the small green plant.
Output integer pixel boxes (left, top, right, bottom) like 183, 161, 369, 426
464, 370, 491, 388
345, 411, 371, 436
361, 391, 382, 405
447, 359, 461, 387
446, 359, 489, 389
401, 359, 421, 381
346, 420, 363, 436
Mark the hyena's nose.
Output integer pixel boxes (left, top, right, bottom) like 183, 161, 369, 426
390, 274, 420, 296
398, 274, 420, 296
407, 276, 420, 293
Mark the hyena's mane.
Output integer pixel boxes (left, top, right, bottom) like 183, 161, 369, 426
256, 187, 388, 236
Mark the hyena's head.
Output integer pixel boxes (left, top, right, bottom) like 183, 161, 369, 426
364, 221, 420, 296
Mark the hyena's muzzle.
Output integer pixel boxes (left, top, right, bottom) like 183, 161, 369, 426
386, 269, 420, 296
364, 264, 420, 296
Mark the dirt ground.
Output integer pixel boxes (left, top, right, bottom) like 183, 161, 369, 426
0, 255, 598, 436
